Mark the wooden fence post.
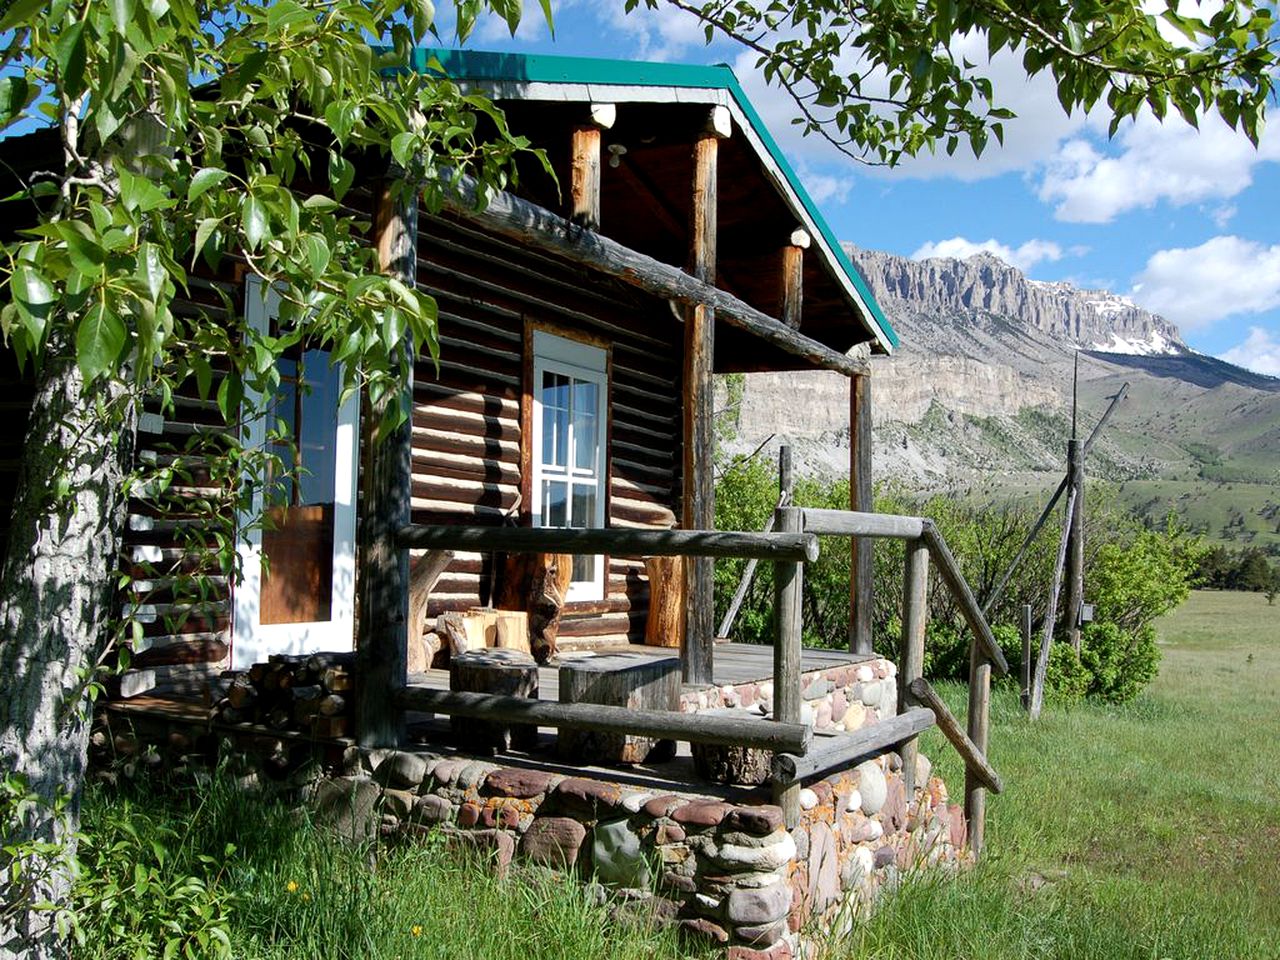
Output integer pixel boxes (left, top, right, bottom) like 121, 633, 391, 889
773, 503, 803, 828
898, 538, 928, 794
965, 644, 992, 858
1020, 603, 1033, 712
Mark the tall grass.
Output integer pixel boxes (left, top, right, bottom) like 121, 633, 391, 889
834, 590, 1280, 959
77, 773, 701, 960
78, 591, 1279, 959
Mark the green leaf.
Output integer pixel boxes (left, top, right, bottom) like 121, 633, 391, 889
76, 303, 128, 381
303, 234, 330, 277
327, 151, 354, 200
390, 131, 417, 168
117, 169, 170, 213
108, 0, 136, 34
137, 241, 165, 302
193, 217, 220, 262
0, 0, 46, 31
0, 76, 29, 124
187, 168, 230, 203
55, 22, 88, 97
242, 196, 267, 250
57, 220, 106, 275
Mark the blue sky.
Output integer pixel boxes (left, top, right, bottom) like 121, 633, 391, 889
458, 2, 1280, 375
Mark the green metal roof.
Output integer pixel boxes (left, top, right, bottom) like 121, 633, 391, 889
407, 48, 898, 351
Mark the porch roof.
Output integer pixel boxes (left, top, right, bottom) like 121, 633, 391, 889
407, 48, 898, 361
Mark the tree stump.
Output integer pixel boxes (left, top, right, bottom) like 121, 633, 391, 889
690, 708, 772, 785
557, 652, 680, 764
449, 648, 540, 754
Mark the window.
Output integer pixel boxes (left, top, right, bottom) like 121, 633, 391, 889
232, 277, 359, 668
531, 330, 608, 602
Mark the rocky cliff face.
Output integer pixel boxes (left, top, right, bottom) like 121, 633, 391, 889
847, 246, 1185, 355
719, 247, 1245, 485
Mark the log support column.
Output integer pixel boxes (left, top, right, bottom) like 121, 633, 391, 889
356, 177, 417, 748
779, 228, 808, 330
849, 371, 873, 655
569, 103, 614, 231
682, 106, 730, 686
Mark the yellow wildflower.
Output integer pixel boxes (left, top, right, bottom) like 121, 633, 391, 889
301, 892, 311, 902
285, 880, 299, 894
410, 925, 423, 937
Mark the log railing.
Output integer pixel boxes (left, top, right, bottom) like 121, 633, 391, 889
372, 515, 1003, 851
799, 508, 1007, 856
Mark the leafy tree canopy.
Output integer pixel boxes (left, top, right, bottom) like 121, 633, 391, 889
639, 0, 1279, 164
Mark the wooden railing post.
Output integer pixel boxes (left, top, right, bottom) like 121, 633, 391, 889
773, 504, 803, 827
898, 538, 928, 793
1020, 603, 1033, 712
356, 177, 417, 749
965, 644, 992, 858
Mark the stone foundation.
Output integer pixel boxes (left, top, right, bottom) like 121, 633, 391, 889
307, 744, 968, 957
679, 657, 900, 733
96, 652, 968, 957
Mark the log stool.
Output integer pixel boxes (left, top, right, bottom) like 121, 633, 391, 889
557, 652, 680, 765
449, 649, 539, 754
690, 708, 772, 785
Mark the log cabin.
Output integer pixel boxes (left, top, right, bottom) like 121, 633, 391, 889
0, 49, 897, 697
4, 55, 1012, 931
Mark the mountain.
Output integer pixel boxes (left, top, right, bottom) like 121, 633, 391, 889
721, 247, 1280, 551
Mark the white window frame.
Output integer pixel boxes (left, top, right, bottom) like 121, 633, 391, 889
530, 330, 609, 603
232, 277, 360, 669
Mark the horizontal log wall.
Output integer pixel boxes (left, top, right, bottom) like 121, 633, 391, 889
119, 274, 241, 690
414, 211, 683, 648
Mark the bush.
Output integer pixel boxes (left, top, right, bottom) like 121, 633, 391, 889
713, 458, 1203, 704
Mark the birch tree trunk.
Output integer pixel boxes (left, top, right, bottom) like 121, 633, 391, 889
0, 342, 134, 959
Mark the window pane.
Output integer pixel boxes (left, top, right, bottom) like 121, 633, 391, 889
572, 381, 598, 473
541, 372, 569, 468
297, 350, 339, 505
542, 479, 568, 527
572, 553, 593, 583
571, 485, 597, 528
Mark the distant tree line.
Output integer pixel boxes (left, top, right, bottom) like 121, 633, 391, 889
1197, 546, 1280, 597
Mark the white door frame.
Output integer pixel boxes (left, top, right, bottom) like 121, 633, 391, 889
231, 277, 359, 669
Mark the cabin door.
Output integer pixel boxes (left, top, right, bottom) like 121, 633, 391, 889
232, 279, 359, 669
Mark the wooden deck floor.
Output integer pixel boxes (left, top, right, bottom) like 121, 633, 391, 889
409, 642, 875, 700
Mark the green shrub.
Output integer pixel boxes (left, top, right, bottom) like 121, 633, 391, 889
713, 457, 1203, 705
72, 796, 236, 959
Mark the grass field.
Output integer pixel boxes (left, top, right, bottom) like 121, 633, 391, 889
75, 591, 1279, 959
839, 589, 1280, 959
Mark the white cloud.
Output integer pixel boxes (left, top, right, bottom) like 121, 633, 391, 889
1038, 112, 1280, 223
911, 236, 1067, 272
1130, 236, 1280, 330
1219, 327, 1280, 377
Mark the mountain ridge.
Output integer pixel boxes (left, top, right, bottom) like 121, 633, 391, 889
722, 245, 1280, 550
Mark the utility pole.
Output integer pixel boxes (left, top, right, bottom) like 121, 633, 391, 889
1065, 353, 1085, 652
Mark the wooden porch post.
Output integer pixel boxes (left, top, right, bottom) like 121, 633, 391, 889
682, 106, 729, 686
779, 228, 808, 329
569, 104, 613, 231
898, 538, 928, 793
848, 372, 873, 655
355, 177, 417, 748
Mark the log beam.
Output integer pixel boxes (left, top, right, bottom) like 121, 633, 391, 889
438, 177, 870, 378
395, 686, 813, 755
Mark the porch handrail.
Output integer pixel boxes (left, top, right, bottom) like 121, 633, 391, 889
796, 506, 1005, 856
394, 523, 819, 562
